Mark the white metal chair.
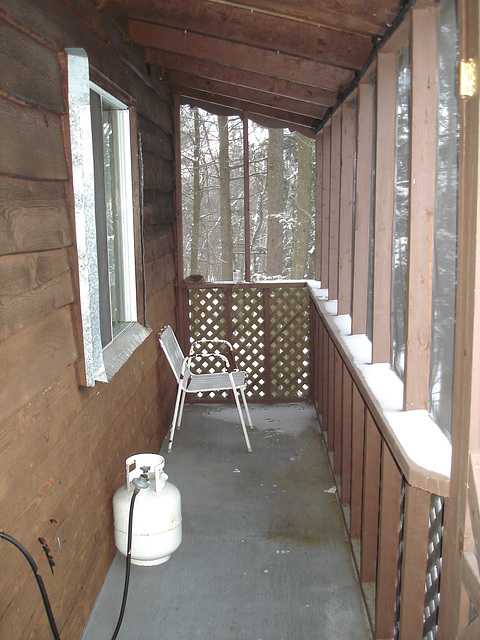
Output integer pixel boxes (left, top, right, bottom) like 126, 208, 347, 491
158, 325, 253, 453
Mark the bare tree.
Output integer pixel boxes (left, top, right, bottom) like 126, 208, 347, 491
291, 134, 313, 278
266, 128, 284, 277
190, 107, 201, 274
219, 115, 233, 280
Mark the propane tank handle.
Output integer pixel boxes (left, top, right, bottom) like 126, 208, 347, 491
154, 462, 168, 492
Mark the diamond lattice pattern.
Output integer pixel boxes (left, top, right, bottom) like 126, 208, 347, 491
188, 286, 309, 400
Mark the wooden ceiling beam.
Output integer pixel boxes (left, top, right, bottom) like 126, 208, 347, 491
129, 20, 354, 90
165, 69, 328, 119
199, 0, 403, 36
174, 85, 322, 129
179, 96, 316, 139
146, 50, 337, 107
100, 0, 373, 69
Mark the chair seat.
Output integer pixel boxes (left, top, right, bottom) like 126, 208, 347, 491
186, 370, 247, 393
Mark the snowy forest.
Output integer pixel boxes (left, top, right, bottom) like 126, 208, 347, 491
180, 106, 316, 282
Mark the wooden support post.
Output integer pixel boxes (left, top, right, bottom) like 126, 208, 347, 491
375, 442, 403, 639
350, 383, 365, 538
372, 53, 396, 364
361, 410, 382, 583
173, 94, 186, 346
398, 484, 430, 640
329, 113, 342, 301
321, 125, 331, 289
438, 0, 480, 636
243, 113, 251, 282
338, 101, 356, 315
404, 6, 437, 409
315, 132, 323, 283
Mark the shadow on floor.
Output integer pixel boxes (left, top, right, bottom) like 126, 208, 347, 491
81, 403, 372, 640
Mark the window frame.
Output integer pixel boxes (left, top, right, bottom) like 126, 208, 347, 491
66, 48, 149, 387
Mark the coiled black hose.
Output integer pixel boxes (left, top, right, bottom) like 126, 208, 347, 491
0, 530, 61, 640
1, 486, 140, 640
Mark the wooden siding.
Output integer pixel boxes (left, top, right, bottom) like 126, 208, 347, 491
0, 1, 177, 639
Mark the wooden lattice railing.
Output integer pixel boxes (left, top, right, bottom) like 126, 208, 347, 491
310, 294, 450, 640
181, 282, 311, 402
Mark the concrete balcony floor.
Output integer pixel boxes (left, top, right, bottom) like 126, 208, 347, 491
81, 403, 372, 640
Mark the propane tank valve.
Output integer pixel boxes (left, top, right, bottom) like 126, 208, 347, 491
132, 475, 149, 490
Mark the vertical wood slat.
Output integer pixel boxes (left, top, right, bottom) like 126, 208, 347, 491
361, 410, 382, 582
316, 315, 323, 411
351, 83, 374, 335
322, 324, 329, 435
329, 113, 342, 301
398, 484, 431, 640
404, 6, 437, 410
321, 125, 331, 289
263, 287, 272, 402
333, 346, 343, 475
372, 53, 396, 364
243, 113, 251, 282
308, 301, 316, 404
375, 442, 403, 639
351, 383, 365, 538
338, 101, 356, 315
327, 338, 335, 451
315, 133, 323, 282
341, 364, 353, 505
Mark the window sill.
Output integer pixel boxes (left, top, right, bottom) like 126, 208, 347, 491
103, 322, 151, 382
308, 281, 451, 497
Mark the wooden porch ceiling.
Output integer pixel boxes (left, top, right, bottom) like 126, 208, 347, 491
96, 0, 409, 137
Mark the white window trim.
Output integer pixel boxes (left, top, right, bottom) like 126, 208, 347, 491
67, 48, 150, 386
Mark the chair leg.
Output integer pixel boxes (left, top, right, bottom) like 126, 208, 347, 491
240, 388, 253, 429
230, 380, 252, 452
176, 389, 186, 430
168, 384, 184, 453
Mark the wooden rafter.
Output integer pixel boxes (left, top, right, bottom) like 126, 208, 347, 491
147, 50, 338, 106
97, 0, 409, 145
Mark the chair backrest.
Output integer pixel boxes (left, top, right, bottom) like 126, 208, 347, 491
158, 326, 190, 382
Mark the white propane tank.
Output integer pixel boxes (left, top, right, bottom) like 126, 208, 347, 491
113, 453, 182, 566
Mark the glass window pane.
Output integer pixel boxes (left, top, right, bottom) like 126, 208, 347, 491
429, 0, 459, 440
391, 43, 411, 380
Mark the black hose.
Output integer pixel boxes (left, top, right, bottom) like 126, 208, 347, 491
0, 531, 61, 640
110, 487, 140, 640
1, 487, 140, 640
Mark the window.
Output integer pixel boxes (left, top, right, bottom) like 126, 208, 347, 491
391, 43, 411, 380
67, 49, 149, 386
90, 86, 137, 347
429, 0, 459, 439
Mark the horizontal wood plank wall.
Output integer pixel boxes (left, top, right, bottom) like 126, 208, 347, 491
0, 1, 177, 638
